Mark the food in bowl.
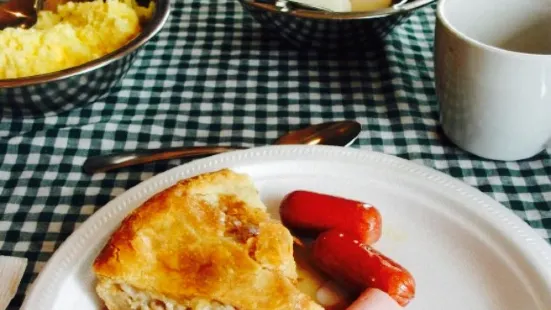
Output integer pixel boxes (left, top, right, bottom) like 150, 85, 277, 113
0, 0, 154, 80
290, 0, 392, 12
349, 0, 393, 11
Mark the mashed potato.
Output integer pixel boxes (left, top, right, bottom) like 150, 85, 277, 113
0, 0, 154, 79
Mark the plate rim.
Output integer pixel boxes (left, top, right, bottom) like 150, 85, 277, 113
21, 145, 551, 309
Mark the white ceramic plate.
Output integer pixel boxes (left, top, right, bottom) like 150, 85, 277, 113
22, 145, 551, 310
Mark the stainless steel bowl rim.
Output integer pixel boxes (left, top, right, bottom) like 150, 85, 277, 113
241, 0, 436, 20
0, 0, 171, 88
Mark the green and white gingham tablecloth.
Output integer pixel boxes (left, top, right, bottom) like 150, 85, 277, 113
1, 1, 550, 308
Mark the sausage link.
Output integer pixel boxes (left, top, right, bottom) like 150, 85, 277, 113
280, 190, 382, 245
312, 229, 415, 306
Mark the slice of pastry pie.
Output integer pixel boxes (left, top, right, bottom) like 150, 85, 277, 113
93, 169, 322, 310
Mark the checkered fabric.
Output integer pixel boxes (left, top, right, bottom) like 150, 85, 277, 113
1, 0, 550, 308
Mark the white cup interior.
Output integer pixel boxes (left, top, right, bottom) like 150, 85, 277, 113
439, 0, 551, 54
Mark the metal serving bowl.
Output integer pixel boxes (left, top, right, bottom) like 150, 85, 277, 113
238, 0, 435, 50
0, 0, 171, 117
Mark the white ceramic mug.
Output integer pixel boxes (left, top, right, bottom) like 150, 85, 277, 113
434, 0, 551, 161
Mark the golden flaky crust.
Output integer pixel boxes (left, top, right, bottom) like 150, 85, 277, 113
93, 169, 322, 310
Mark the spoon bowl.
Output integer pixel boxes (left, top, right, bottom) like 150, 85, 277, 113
0, 0, 41, 30
83, 120, 362, 174
274, 120, 361, 146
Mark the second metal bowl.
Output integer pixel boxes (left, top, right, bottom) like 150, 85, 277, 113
238, 0, 435, 50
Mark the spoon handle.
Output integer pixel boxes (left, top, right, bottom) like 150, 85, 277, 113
83, 146, 244, 174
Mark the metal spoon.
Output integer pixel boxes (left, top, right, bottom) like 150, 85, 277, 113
0, 0, 42, 30
83, 120, 362, 174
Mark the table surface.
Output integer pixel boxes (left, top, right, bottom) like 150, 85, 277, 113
1, 1, 551, 308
